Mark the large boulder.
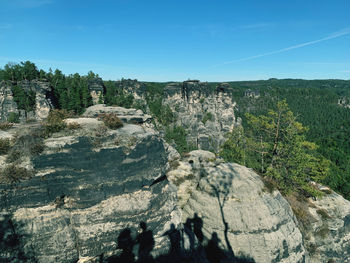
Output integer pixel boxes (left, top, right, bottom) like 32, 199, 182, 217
0, 81, 19, 122
167, 150, 307, 262
83, 104, 152, 124
305, 187, 350, 263
0, 80, 53, 122
0, 111, 181, 262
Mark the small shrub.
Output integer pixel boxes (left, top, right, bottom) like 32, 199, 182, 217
316, 208, 331, 219
67, 122, 81, 130
262, 176, 278, 193
286, 193, 315, 230
202, 112, 213, 124
8, 112, 19, 123
307, 243, 318, 255
30, 141, 45, 155
0, 122, 13, 130
0, 165, 33, 184
6, 150, 21, 163
165, 125, 196, 155
316, 223, 330, 238
132, 100, 147, 113
98, 113, 123, 129
169, 160, 180, 170
90, 124, 108, 147
0, 138, 11, 155
6, 132, 44, 162
321, 188, 333, 195
43, 109, 69, 134
94, 124, 108, 137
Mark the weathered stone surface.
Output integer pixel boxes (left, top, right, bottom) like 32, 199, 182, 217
0, 80, 53, 122
88, 78, 104, 105
0, 81, 19, 122
161, 81, 238, 152
168, 150, 307, 263
82, 104, 152, 124
305, 188, 350, 263
0, 113, 181, 262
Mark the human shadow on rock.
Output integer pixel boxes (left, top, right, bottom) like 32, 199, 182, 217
106, 215, 255, 263
137, 221, 155, 263
0, 214, 37, 263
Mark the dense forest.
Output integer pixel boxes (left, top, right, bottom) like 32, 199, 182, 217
1, 61, 350, 199
227, 79, 350, 199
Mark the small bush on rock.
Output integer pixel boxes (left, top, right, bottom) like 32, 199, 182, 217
0, 138, 11, 155
98, 113, 123, 129
6, 150, 21, 163
8, 112, 19, 123
67, 122, 81, 130
43, 109, 70, 134
6, 132, 45, 162
0, 165, 33, 184
0, 122, 13, 130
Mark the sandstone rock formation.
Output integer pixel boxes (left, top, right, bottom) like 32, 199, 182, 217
0, 107, 182, 262
82, 104, 152, 124
1, 84, 350, 262
167, 150, 307, 263
88, 78, 105, 105
305, 188, 350, 263
0, 81, 19, 121
162, 81, 238, 152
0, 80, 53, 122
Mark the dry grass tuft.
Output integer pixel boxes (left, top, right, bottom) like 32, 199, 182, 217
285, 192, 315, 230
0, 122, 13, 130
98, 113, 123, 129
66, 122, 81, 130
0, 165, 33, 184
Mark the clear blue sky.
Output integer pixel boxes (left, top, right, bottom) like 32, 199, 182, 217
1, 0, 350, 81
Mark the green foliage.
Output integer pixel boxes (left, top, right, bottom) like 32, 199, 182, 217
43, 109, 69, 134
202, 112, 213, 124
8, 112, 19, 123
99, 113, 124, 129
11, 85, 36, 113
0, 165, 32, 184
132, 100, 147, 113
221, 100, 329, 197
144, 83, 175, 126
0, 139, 11, 155
229, 79, 350, 199
104, 80, 134, 108
6, 132, 45, 163
165, 126, 195, 155
220, 126, 246, 165
50, 70, 93, 114
66, 122, 81, 130
0, 122, 13, 130
0, 61, 39, 81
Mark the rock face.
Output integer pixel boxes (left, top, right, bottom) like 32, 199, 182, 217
115, 80, 239, 152
167, 150, 307, 263
82, 104, 152, 124
0, 81, 19, 122
305, 189, 350, 263
116, 79, 146, 100
0, 80, 53, 122
88, 78, 105, 105
162, 81, 238, 152
0, 107, 182, 262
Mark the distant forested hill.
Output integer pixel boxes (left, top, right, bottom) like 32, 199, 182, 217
228, 79, 350, 199
1, 61, 350, 199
